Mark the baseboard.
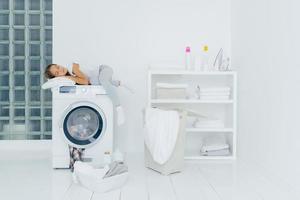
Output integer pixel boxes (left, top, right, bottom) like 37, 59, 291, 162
0, 140, 52, 151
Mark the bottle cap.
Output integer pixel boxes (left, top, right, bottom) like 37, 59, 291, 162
185, 46, 191, 53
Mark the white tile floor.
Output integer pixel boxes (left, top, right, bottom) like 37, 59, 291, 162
0, 150, 299, 200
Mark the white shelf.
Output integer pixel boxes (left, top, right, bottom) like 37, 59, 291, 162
151, 99, 234, 104
148, 69, 237, 161
186, 128, 234, 133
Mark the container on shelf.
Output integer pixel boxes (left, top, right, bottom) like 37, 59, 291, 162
185, 46, 192, 70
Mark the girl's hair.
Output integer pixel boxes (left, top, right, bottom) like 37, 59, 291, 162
44, 64, 56, 79
44, 64, 71, 79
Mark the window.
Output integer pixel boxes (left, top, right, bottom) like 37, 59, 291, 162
0, 0, 52, 140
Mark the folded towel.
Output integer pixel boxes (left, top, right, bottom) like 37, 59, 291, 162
193, 117, 224, 128
201, 148, 230, 156
193, 124, 225, 129
201, 144, 229, 152
194, 119, 223, 123
201, 135, 229, 152
199, 87, 230, 93
200, 96, 230, 100
193, 119, 224, 125
156, 82, 188, 89
199, 92, 230, 96
194, 121, 224, 125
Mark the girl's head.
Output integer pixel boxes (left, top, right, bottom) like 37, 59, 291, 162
44, 64, 69, 79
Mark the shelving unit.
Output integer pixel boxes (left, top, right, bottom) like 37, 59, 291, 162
148, 69, 237, 160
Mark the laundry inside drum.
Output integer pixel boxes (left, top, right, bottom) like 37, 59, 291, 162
66, 107, 100, 140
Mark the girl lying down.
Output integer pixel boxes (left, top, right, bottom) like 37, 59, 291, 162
44, 62, 125, 125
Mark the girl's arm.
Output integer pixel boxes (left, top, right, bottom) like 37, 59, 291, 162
64, 75, 89, 85
66, 63, 89, 85
72, 63, 87, 79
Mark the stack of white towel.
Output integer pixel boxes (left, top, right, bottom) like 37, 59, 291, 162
198, 86, 231, 100
192, 117, 224, 129
200, 136, 230, 156
192, 115, 225, 129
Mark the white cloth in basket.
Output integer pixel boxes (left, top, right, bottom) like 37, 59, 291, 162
73, 161, 128, 193
144, 108, 180, 165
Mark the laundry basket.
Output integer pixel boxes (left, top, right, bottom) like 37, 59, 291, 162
144, 111, 187, 175
73, 162, 129, 194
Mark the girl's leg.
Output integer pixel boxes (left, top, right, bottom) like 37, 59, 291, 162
99, 65, 134, 94
98, 65, 125, 161
98, 65, 124, 125
98, 65, 121, 106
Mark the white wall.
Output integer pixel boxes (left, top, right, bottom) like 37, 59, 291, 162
53, 0, 231, 152
232, 0, 300, 188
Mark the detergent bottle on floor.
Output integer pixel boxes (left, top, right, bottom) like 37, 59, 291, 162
103, 151, 112, 165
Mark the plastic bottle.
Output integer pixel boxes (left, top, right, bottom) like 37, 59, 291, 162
185, 46, 192, 70
113, 148, 124, 162
103, 151, 112, 165
201, 45, 209, 71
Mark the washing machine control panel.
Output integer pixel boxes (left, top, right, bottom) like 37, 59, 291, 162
81, 88, 87, 93
55, 86, 106, 97
59, 86, 76, 93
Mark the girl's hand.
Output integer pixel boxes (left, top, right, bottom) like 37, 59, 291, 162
69, 63, 89, 85
72, 63, 85, 77
72, 63, 80, 74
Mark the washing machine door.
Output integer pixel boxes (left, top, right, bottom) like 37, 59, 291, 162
61, 102, 107, 148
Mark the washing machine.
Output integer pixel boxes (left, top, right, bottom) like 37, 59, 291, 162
51, 85, 113, 168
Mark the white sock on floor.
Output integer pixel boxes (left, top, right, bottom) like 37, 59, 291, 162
116, 106, 125, 125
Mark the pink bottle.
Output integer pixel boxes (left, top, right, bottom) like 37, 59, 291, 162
185, 46, 192, 70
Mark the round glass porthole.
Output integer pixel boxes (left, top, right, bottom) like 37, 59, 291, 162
63, 106, 104, 146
